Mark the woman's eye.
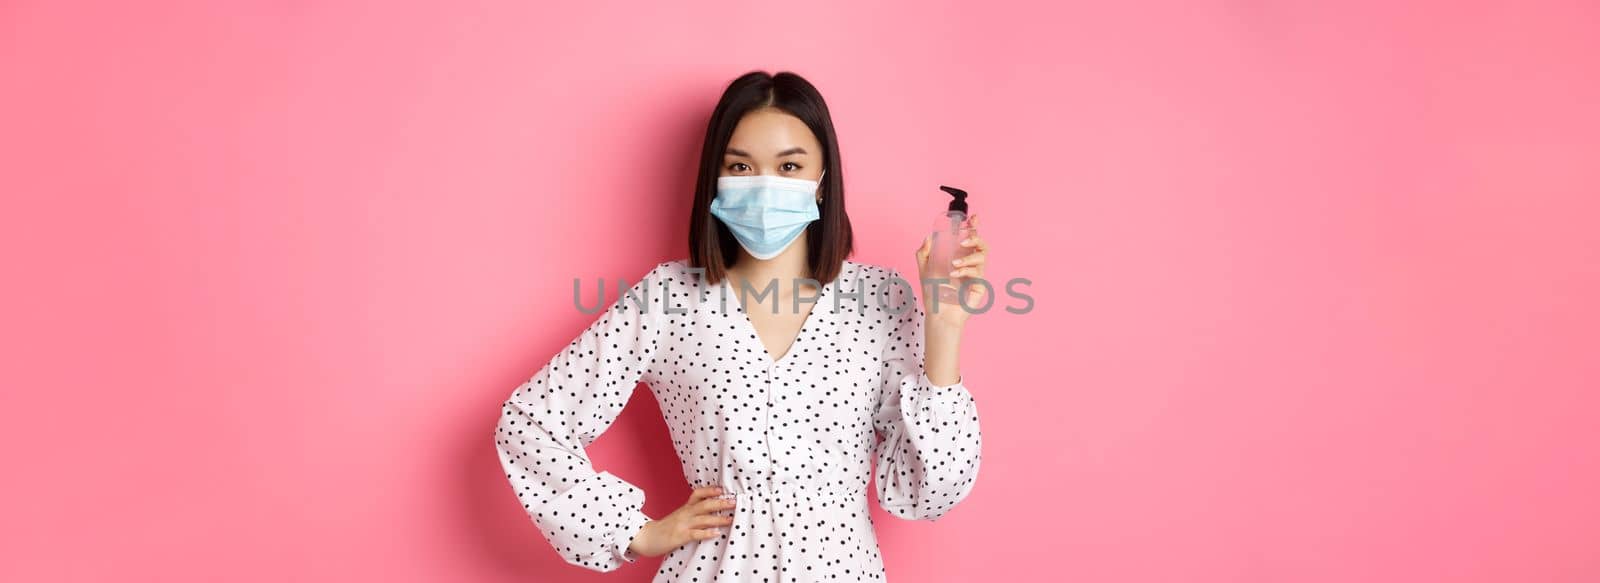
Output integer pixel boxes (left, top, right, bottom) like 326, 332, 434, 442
726, 163, 749, 172
781, 162, 801, 172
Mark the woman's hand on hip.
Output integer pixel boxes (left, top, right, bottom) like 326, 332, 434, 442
627, 486, 737, 558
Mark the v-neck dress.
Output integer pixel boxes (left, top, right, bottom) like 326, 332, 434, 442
494, 258, 984, 582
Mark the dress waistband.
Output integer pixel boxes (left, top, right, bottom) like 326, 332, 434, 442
694, 479, 866, 503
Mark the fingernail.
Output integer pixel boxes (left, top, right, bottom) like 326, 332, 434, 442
952, 258, 962, 266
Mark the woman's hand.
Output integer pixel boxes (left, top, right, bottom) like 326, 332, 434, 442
915, 213, 988, 387
626, 486, 737, 558
914, 212, 990, 328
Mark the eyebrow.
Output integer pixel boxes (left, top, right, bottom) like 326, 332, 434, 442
725, 147, 809, 158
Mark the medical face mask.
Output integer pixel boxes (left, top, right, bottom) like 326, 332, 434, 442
709, 169, 826, 260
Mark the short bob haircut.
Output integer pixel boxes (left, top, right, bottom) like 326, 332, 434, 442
689, 70, 854, 286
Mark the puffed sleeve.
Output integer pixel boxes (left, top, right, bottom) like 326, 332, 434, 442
494, 262, 672, 572
871, 268, 984, 522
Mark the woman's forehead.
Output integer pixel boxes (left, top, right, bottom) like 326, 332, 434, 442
727, 110, 819, 155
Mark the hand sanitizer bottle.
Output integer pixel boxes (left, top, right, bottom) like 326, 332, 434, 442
926, 185, 974, 306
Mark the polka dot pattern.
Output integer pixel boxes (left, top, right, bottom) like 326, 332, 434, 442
495, 259, 983, 580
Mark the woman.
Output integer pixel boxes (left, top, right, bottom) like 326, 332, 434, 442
494, 70, 989, 582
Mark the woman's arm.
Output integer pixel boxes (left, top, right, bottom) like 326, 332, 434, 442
493, 262, 670, 572
921, 211, 987, 386
923, 315, 963, 386
871, 268, 984, 522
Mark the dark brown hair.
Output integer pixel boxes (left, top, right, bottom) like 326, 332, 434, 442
688, 71, 854, 286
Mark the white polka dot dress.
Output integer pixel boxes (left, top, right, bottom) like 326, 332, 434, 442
494, 258, 983, 581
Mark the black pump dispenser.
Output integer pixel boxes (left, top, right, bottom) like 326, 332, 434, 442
939, 185, 969, 213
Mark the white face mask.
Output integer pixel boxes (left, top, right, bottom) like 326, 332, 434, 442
709, 169, 826, 260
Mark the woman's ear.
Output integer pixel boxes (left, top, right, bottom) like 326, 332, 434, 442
816, 168, 827, 205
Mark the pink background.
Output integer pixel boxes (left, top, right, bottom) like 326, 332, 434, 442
3, 1, 1597, 581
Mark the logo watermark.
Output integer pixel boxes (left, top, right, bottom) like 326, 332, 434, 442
572, 267, 1034, 316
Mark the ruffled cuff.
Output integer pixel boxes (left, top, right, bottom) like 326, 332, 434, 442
531, 470, 650, 572
902, 372, 975, 417
613, 508, 652, 564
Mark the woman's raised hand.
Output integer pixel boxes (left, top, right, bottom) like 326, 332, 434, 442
626, 486, 737, 558
915, 212, 990, 327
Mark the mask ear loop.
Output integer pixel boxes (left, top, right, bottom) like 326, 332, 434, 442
817, 168, 827, 205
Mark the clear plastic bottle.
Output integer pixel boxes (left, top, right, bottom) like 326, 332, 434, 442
926, 185, 975, 306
